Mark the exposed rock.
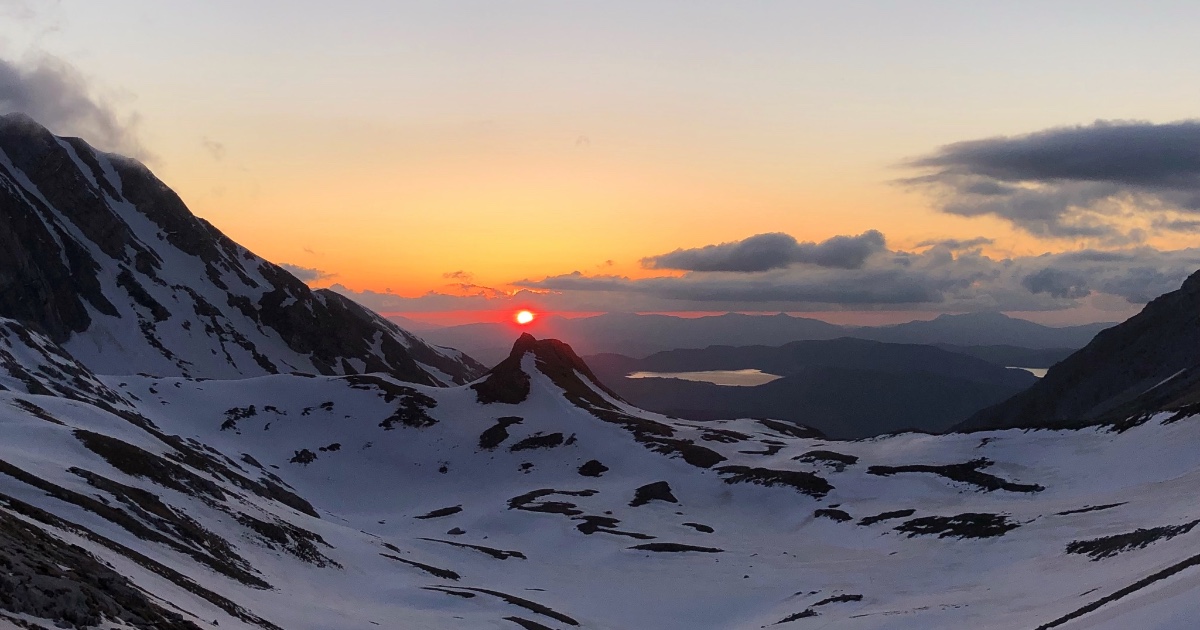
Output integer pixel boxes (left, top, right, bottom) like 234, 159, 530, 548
629, 481, 678, 507
577, 460, 609, 477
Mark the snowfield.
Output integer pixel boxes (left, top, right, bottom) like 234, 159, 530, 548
4, 324, 1200, 629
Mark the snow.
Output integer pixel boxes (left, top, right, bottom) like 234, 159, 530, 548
6, 317, 1200, 629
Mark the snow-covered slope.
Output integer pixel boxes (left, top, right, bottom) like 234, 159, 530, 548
0, 113, 483, 385
5, 322, 1200, 629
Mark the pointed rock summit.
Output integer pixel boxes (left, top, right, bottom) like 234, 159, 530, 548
471, 333, 623, 405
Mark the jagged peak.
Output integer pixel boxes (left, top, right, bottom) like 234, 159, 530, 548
471, 334, 622, 406
0, 111, 48, 132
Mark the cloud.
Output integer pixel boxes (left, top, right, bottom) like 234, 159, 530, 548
201, 136, 226, 160
332, 226, 1200, 318
1021, 268, 1090, 299
0, 0, 36, 19
511, 233, 1200, 313
915, 236, 994, 250
0, 54, 148, 159
442, 270, 473, 280
280, 263, 335, 283
1153, 217, 1200, 233
517, 268, 948, 305
905, 120, 1200, 242
1019, 248, 1200, 304
641, 230, 886, 272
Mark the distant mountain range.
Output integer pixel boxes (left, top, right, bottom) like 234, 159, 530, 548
587, 338, 1038, 438
417, 310, 1114, 366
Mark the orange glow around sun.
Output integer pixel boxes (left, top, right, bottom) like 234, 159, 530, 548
515, 310, 535, 325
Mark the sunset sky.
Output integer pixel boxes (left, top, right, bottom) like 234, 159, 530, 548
4, 1, 1200, 325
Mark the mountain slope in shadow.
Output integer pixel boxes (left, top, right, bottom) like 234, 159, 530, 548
587, 338, 1037, 439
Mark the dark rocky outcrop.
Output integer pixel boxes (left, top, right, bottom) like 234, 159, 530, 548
894, 513, 1019, 539
716, 465, 832, 498
577, 460, 609, 477
415, 506, 463, 520
814, 508, 852, 523
867, 458, 1044, 493
629, 543, 724, 553
858, 509, 916, 526
1066, 520, 1200, 560
629, 481, 678, 507
476, 335, 726, 469
509, 432, 566, 452
480, 416, 524, 449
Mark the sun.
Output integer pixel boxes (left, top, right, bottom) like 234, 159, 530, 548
515, 310, 535, 325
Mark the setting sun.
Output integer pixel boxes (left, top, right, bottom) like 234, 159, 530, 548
515, 310, 535, 325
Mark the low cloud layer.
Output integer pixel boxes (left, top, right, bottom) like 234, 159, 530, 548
916, 236, 994, 250
0, 54, 147, 159
519, 243, 1200, 312
641, 230, 886, 272
906, 120, 1200, 242
335, 229, 1200, 318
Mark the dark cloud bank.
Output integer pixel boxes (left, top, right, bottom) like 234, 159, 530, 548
905, 119, 1200, 242
641, 230, 886, 272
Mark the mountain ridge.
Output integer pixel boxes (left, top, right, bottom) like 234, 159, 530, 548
0, 113, 483, 385
586, 338, 1036, 438
417, 310, 1114, 365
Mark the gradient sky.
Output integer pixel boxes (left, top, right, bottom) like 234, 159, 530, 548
3, 1, 1200, 324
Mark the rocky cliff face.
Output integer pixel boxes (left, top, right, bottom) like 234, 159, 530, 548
959, 268, 1200, 431
0, 113, 484, 385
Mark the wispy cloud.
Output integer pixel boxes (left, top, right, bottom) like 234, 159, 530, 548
915, 236, 994, 250
201, 136, 226, 160
0, 53, 149, 159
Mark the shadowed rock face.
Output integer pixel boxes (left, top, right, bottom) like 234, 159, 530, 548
959, 269, 1200, 431
472, 333, 625, 405
0, 509, 202, 630
474, 334, 727, 469
0, 113, 484, 384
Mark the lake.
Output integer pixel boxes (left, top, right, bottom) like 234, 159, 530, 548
1010, 367, 1049, 378
626, 369, 782, 387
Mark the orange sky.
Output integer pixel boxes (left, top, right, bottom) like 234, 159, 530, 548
4, 2, 1200, 325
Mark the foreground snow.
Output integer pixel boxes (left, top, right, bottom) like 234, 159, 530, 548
3, 329, 1200, 629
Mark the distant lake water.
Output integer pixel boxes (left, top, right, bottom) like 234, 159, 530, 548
626, 369, 783, 387
1011, 367, 1049, 378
